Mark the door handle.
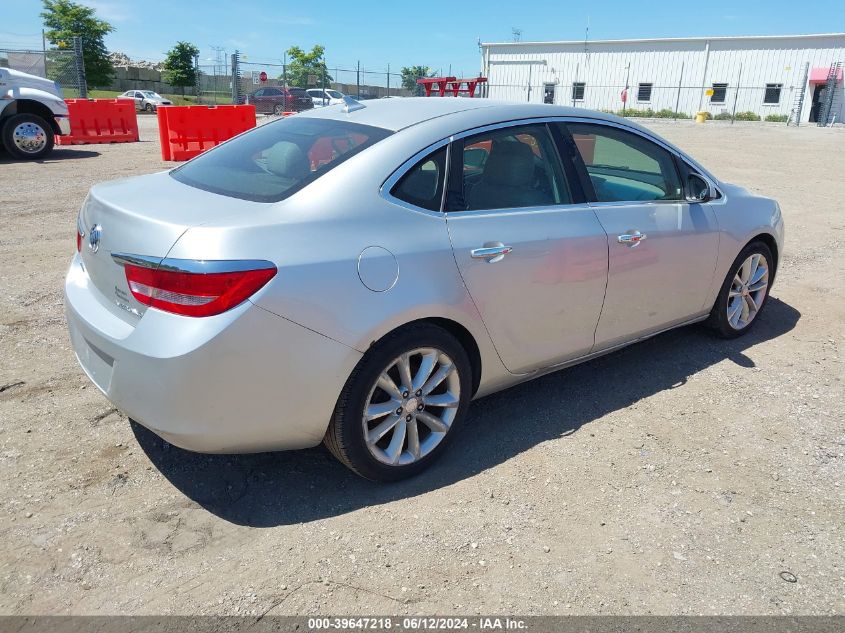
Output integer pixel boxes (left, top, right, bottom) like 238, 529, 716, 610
617, 231, 647, 247
471, 244, 513, 263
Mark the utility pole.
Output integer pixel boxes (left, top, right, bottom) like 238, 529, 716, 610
731, 63, 742, 124
356, 60, 360, 98
623, 62, 631, 117
674, 61, 685, 120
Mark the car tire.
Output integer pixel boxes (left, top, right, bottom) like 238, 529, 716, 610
273, 104, 284, 116
324, 323, 473, 482
706, 240, 774, 338
1, 113, 54, 160
144, 103, 153, 113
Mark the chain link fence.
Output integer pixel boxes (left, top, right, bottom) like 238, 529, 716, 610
0, 41, 87, 97
485, 77, 842, 125
200, 54, 432, 108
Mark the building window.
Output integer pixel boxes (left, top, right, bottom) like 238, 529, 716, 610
572, 82, 586, 102
711, 83, 728, 104
763, 83, 783, 105
637, 83, 653, 102
543, 83, 555, 104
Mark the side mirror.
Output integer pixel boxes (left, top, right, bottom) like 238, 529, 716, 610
686, 173, 713, 203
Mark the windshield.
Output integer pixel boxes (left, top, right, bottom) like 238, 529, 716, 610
171, 117, 392, 202
327, 90, 343, 99
142, 91, 161, 98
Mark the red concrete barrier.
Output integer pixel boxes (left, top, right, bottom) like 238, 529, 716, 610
157, 105, 256, 161
56, 99, 139, 145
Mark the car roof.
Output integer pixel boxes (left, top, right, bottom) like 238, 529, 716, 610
292, 97, 633, 132
291, 97, 718, 182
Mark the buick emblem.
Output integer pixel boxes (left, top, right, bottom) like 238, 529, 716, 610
88, 224, 102, 253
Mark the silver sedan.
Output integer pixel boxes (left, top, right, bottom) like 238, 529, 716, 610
65, 98, 784, 481
118, 90, 172, 112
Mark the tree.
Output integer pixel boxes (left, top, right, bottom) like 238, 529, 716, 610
284, 45, 332, 88
41, 0, 114, 88
162, 42, 200, 95
401, 66, 433, 96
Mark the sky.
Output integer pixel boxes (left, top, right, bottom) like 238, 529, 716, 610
1, 0, 842, 80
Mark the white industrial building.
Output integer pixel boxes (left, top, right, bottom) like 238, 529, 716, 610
480, 33, 845, 124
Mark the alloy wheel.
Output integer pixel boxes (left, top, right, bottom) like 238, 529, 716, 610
362, 347, 460, 466
727, 253, 769, 330
12, 122, 47, 154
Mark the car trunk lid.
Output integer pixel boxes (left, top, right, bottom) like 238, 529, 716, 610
77, 171, 266, 322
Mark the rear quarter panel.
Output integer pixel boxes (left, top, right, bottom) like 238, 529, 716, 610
164, 128, 512, 396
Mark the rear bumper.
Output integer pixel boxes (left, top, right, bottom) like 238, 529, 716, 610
64, 254, 362, 453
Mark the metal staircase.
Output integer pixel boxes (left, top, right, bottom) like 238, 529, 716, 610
817, 61, 842, 127
787, 63, 809, 126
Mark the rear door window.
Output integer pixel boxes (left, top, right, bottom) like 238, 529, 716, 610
171, 117, 392, 202
453, 123, 571, 212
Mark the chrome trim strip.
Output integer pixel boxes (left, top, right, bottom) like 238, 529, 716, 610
112, 253, 276, 274
111, 253, 160, 269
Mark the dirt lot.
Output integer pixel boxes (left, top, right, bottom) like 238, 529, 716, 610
0, 116, 843, 616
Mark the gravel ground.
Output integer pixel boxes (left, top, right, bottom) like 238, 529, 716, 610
0, 116, 843, 616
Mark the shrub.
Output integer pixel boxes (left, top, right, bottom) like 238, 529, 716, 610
734, 111, 761, 121
765, 114, 788, 122
714, 112, 733, 120
617, 107, 654, 118
654, 108, 691, 119
616, 108, 691, 119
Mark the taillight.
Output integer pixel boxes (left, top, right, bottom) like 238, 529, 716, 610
123, 262, 276, 317
76, 216, 84, 252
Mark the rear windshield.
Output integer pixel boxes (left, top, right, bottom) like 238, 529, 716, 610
170, 117, 392, 202
289, 88, 307, 96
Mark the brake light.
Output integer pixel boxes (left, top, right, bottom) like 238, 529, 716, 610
76, 217, 84, 252
123, 263, 277, 317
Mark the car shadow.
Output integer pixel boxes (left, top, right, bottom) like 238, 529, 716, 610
133, 297, 800, 527
0, 148, 101, 163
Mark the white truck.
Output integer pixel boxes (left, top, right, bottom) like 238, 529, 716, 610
0, 67, 71, 160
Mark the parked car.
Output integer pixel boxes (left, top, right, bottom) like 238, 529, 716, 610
307, 88, 345, 107
66, 98, 784, 481
118, 90, 172, 112
0, 67, 70, 159
245, 87, 313, 114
